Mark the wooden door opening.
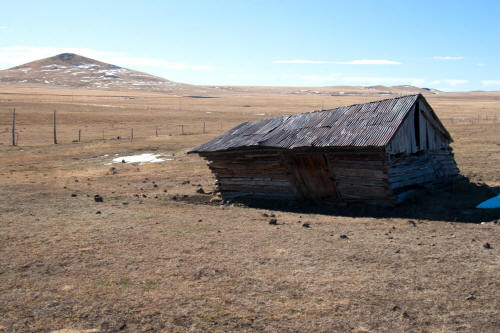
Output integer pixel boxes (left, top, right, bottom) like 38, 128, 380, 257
287, 154, 338, 200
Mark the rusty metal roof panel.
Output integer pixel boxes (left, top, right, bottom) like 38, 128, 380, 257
189, 94, 422, 153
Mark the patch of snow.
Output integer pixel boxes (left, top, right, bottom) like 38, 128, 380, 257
85, 104, 123, 108
41, 64, 67, 69
256, 113, 265, 116
77, 63, 99, 69
112, 153, 169, 165
96, 68, 128, 75
476, 194, 500, 209
206, 112, 212, 114
19, 67, 31, 73
44, 80, 50, 84
71, 71, 87, 76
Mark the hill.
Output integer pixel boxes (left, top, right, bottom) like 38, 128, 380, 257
0, 53, 197, 93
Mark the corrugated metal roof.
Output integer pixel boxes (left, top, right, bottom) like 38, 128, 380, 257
190, 94, 433, 153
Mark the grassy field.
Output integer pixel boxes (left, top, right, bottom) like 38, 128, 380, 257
0, 87, 499, 332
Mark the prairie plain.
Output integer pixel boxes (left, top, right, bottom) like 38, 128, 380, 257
0, 87, 499, 332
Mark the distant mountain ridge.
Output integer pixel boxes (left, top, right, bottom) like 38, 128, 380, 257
0, 53, 194, 93
0, 53, 441, 96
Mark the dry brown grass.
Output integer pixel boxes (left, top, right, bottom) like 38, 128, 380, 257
0, 87, 499, 332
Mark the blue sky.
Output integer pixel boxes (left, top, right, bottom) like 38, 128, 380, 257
0, 0, 499, 91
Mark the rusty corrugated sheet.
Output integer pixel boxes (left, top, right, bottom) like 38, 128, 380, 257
190, 94, 421, 153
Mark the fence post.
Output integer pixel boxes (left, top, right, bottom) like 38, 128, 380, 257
181, 124, 184, 135
11, 108, 16, 146
102, 129, 105, 140
203, 122, 206, 134
130, 128, 134, 142
155, 127, 158, 136
53, 110, 57, 144
78, 129, 81, 142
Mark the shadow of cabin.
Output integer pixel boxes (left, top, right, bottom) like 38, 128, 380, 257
233, 178, 500, 223
189, 94, 463, 207
182, 177, 499, 223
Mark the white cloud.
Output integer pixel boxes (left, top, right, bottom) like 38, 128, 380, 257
442, 79, 468, 86
482, 80, 500, 87
342, 76, 425, 86
273, 59, 400, 65
0, 46, 214, 70
0, 26, 7, 30
299, 75, 424, 86
429, 79, 468, 87
477, 63, 485, 67
273, 59, 331, 64
335, 59, 400, 65
433, 56, 464, 61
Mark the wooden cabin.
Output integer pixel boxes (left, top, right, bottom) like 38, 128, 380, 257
189, 94, 459, 205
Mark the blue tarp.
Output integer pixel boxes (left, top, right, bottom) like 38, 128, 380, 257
477, 194, 500, 209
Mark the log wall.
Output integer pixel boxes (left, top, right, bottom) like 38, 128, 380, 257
323, 151, 390, 203
388, 147, 459, 203
199, 149, 295, 200
200, 145, 459, 205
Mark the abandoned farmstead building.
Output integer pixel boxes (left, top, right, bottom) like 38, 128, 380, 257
189, 94, 459, 205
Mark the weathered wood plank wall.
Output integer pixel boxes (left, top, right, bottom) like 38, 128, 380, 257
200, 145, 458, 205
323, 151, 389, 202
200, 149, 295, 199
387, 102, 450, 155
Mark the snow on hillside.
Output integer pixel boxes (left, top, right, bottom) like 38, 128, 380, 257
0, 53, 185, 92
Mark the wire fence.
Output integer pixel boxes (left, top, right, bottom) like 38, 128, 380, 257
2, 108, 235, 146
441, 115, 499, 125
1, 108, 498, 147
